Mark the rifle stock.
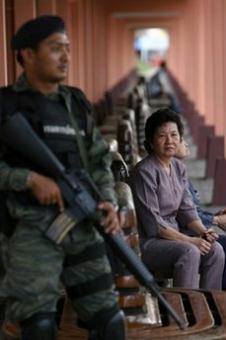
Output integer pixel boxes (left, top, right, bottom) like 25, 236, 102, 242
0, 112, 186, 329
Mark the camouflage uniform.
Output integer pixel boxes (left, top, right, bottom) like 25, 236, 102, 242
0, 75, 118, 324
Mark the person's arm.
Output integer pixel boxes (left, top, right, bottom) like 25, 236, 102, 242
189, 180, 226, 231
196, 206, 215, 227
186, 219, 208, 236
188, 180, 214, 227
213, 214, 226, 231
159, 225, 190, 241
159, 225, 212, 255
0, 159, 29, 192
26, 171, 64, 212
185, 180, 218, 241
186, 219, 218, 243
88, 123, 117, 204
0, 159, 64, 211
176, 167, 206, 232
87, 121, 120, 233
175, 168, 217, 244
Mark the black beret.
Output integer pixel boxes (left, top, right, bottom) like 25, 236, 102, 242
11, 15, 65, 50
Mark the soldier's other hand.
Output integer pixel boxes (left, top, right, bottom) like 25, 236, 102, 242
98, 202, 121, 234
27, 171, 64, 212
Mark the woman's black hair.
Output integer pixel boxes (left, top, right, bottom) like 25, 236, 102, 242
144, 107, 184, 154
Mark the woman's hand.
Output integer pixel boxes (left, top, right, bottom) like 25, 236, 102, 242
202, 228, 218, 243
189, 237, 212, 255
27, 171, 64, 212
98, 202, 121, 234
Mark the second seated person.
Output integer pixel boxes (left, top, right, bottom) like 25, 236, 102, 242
131, 108, 224, 289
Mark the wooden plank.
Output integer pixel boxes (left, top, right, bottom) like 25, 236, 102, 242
119, 293, 146, 308
115, 275, 140, 289
127, 290, 214, 339
58, 326, 88, 340
5, 289, 226, 339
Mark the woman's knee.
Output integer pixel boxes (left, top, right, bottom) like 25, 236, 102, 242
176, 243, 200, 267
210, 242, 225, 264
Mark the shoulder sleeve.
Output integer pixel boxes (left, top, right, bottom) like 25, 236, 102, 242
0, 160, 29, 191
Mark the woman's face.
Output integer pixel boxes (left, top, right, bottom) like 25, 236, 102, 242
151, 122, 180, 160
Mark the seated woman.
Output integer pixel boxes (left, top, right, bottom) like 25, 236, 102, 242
131, 108, 224, 289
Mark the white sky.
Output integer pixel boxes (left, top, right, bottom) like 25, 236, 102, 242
134, 28, 170, 51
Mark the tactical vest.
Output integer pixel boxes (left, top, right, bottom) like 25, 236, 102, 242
0, 86, 93, 172
0, 86, 93, 236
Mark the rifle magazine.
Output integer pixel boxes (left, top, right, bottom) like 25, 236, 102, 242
45, 210, 76, 244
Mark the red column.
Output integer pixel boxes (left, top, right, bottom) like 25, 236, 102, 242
211, 0, 224, 136
223, 0, 226, 156
37, 0, 56, 15
0, 0, 7, 85
195, 0, 206, 116
14, 0, 36, 77
202, 0, 214, 125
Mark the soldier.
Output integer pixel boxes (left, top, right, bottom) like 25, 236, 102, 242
0, 15, 126, 340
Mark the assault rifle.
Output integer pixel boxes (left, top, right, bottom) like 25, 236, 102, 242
0, 112, 186, 329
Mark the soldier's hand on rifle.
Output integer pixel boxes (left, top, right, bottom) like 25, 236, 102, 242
98, 202, 121, 234
27, 171, 64, 212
